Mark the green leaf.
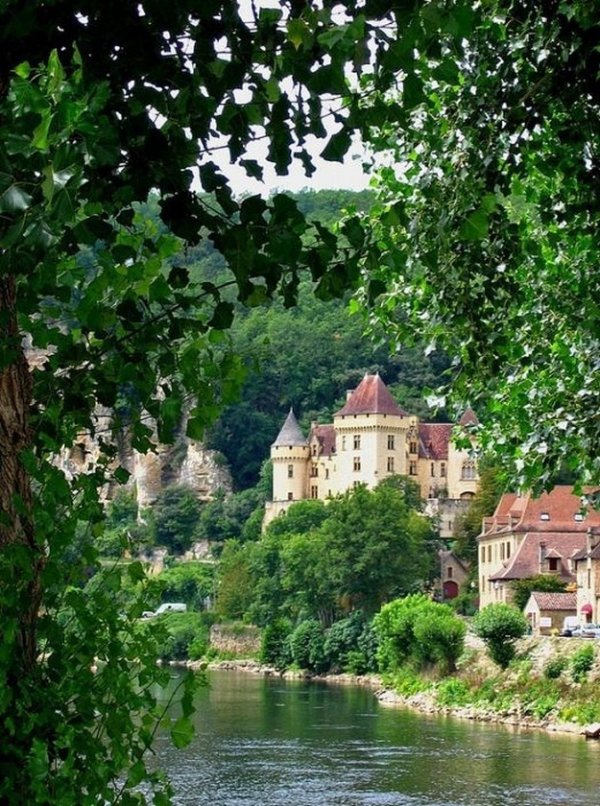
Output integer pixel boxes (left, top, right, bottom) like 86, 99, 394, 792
0, 185, 32, 213
127, 561, 145, 583
114, 467, 131, 484
170, 716, 194, 749
460, 208, 489, 241
287, 19, 311, 50
33, 110, 53, 150
320, 129, 352, 162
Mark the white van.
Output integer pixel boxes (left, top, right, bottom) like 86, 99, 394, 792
154, 602, 187, 616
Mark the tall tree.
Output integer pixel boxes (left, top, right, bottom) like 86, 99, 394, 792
0, 2, 425, 801
354, 0, 600, 491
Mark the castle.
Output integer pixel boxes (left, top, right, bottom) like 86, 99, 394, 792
264, 373, 479, 536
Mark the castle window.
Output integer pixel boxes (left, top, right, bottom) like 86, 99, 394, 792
440, 462, 446, 478
506, 542, 511, 558
325, 468, 329, 479
487, 546, 491, 563
287, 464, 294, 478
342, 436, 346, 451
480, 547, 485, 563
430, 463, 435, 477
310, 466, 318, 477
353, 480, 361, 488
447, 566, 453, 579
387, 456, 394, 473
287, 492, 293, 500
409, 440, 417, 454
501, 543, 505, 560
353, 456, 361, 472
310, 485, 318, 499
353, 434, 361, 450
387, 434, 395, 450
409, 461, 417, 476
461, 461, 476, 480
311, 443, 317, 457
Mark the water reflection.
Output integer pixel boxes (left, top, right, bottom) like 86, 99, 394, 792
152, 670, 600, 805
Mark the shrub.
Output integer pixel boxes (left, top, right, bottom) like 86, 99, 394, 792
543, 656, 568, 680
289, 619, 326, 673
324, 612, 365, 671
157, 612, 209, 661
260, 619, 292, 670
571, 644, 595, 682
472, 603, 528, 668
413, 610, 466, 673
436, 678, 471, 707
157, 562, 214, 610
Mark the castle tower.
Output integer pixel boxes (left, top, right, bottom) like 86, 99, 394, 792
263, 408, 310, 527
333, 373, 409, 490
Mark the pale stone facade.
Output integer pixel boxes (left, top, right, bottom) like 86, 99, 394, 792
478, 487, 600, 608
572, 529, 600, 623
264, 373, 479, 533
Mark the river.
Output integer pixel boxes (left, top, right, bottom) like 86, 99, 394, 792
152, 669, 600, 805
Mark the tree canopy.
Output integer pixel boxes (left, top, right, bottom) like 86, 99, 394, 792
354, 0, 600, 491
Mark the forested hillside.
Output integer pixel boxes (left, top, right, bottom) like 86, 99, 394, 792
201, 189, 452, 489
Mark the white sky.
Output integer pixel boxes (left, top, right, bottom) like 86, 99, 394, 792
216, 134, 372, 196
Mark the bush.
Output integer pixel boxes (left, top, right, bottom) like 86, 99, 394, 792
323, 612, 366, 671
543, 656, 568, 680
260, 619, 292, 670
472, 603, 528, 668
436, 678, 471, 707
289, 619, 326, 673
374, 594, 464, 674
571, 644, 595, 682
156, 612, 210, 661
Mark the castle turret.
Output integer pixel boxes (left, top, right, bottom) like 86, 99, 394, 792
333, 373, 409, 489
263, 409, 310, 527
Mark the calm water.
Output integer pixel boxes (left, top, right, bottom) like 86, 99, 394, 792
153, 670, 600, 805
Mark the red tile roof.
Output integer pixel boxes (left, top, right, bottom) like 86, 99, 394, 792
418, 423, 453, 460
459, 408, 479, 427
310, 424, 336, 457
335, 373, 407, 417
529, 592, 576, 611
489, 531, 585, 582
481, 487, 600, 536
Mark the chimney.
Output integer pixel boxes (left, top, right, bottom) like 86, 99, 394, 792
346, 389, 354, 401
539, 540, 547, 570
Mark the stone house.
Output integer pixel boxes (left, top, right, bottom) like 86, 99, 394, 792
478, 486, 600, 608
524, 591, 577, 635
264, 373, 479, 535
572, 528, 600, 623
439, 549, 470, 601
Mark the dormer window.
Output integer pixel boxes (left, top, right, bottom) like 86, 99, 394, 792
548, 557, 558, 571
540, 512, 550, 521
574, 513, 584, 522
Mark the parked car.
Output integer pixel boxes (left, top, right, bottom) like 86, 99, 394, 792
140, 603, 187, 619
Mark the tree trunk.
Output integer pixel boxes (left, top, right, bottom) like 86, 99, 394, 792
0, 275, 42, 674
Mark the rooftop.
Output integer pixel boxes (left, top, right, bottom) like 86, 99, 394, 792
335, 373, 408, 418
272, 408, 307, 447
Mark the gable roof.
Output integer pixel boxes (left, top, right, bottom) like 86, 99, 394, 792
528, 591, 576, 611
418, 423, 453, 460
335, 373, 407, 417
481, 486, 600, 538
459, 408, 479, 427
272, 408, 307, 447
309, 424, 336, 457
489, 531, 585, 582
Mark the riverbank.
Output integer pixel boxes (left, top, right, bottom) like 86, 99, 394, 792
183, 635, 600, 738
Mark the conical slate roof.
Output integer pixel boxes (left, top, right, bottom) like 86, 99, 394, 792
335, 373, 407, 417
272, 408, 307, 447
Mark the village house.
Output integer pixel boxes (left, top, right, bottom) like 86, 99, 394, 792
438, 549, 471, 601
264, 372, 479, 537
477, 486, 600, 608
524, 591, 577, 635
571, 528, 600, 623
